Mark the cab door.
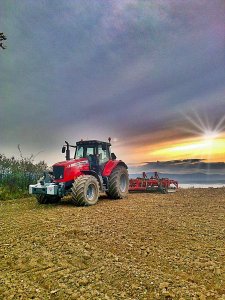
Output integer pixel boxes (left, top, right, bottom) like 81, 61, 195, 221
97, 144, 110, 172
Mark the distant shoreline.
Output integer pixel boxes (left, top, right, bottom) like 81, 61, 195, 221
179, 183, 225, 188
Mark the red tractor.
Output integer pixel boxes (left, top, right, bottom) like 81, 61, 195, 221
29, 139, 129, 206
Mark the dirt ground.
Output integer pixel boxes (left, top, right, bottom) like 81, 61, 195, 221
0, 188, 224, 300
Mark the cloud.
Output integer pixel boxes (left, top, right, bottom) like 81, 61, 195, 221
0, 0, 224, 164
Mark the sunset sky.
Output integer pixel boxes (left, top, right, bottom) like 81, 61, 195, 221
0, 0, 225, 174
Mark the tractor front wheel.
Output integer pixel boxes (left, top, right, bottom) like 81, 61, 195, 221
107, 166, 129, 199
36, 195, 61, 204
36, 195, 49, 204
71, 175, 99, 206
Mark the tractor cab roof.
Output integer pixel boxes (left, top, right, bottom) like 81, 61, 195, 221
76, 140, 111, 147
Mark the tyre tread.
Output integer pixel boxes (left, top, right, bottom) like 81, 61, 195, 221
107, 166, 128, 199
71, 175, 99, 206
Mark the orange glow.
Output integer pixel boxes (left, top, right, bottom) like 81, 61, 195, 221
151, 137, 225, 161
120, 132, 225, 163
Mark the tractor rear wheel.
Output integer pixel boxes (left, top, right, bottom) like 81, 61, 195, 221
36, 195, 61, 204
107, 166, 129, 199
71, 175, 99, 206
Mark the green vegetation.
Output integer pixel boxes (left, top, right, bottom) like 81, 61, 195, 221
0, 146, 47, 200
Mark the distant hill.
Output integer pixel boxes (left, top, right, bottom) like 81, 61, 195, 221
129, 172, 225, 184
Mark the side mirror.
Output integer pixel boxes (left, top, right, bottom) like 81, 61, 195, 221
62, 146, 66, 153
111, 153, 117, 160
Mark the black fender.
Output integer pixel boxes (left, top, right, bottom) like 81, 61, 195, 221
116, 161, 128, 169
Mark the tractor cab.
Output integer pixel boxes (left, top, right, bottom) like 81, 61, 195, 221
74, 140, 111, 164
62, 139, 116, 174
75, 140, 114, 173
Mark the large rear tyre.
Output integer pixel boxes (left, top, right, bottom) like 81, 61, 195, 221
71, 175, 99, 206
36, 195, 61, 204
107, 166, 129, 199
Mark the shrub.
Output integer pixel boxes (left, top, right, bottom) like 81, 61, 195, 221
0, 147, 48, 200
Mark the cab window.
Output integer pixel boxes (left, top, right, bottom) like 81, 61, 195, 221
75, 146, 84, 158
75, 146, 95, 159
98, 145, 110, 163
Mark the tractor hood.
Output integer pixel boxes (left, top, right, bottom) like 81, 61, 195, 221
52, 158, 90, 182
53, 158, 89, 168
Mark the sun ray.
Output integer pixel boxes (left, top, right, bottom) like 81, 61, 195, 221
184, 113, 205, 133
214, 114, 225, 132
182, 110, 225, 142
178, 126, 203, 136
192, 109, 208, 132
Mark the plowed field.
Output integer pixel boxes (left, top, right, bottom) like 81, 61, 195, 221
0, 188, 224, 299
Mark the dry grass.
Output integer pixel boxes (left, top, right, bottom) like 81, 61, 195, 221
0, 188, 224, 299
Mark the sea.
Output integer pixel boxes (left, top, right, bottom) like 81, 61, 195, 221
179, 183, 225, 188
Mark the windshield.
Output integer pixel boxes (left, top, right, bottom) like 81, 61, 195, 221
75, 145, 96, 159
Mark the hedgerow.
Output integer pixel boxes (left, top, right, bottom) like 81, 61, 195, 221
0, 146, 47, 200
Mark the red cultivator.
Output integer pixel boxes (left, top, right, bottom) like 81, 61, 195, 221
129, 172, 178, 194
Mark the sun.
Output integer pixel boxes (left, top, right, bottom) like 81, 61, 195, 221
201, 130, 219, 149
149, 113, 225, 162
203, 130, 219, 141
